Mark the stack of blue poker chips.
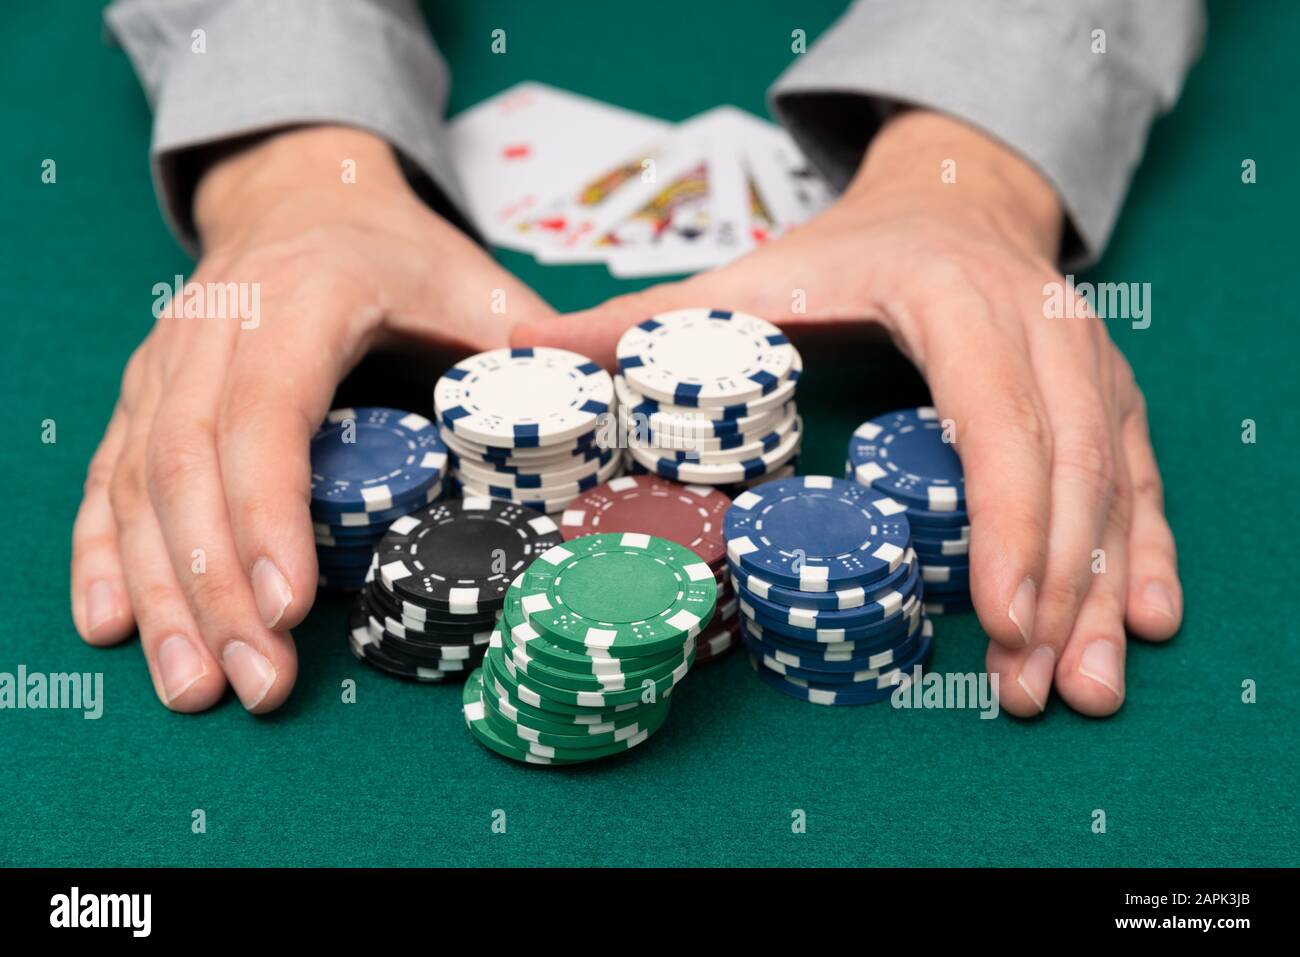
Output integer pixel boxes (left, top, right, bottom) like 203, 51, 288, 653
310, 407, 448, 590
846, 407, 972, 616
723, 475, 933, 705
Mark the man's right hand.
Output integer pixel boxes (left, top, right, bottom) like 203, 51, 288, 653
70, 125, 556, 713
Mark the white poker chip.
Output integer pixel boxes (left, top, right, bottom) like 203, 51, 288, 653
434, 347, 614, 449
615, 308, 798, 407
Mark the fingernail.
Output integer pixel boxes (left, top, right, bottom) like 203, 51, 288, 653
1142, 582, 1177, 622
1078, 639, 1124, 700
221, 641, 277, 710
1007, 577, 1036, 645
252, 558, 293, 629
1016, 645, 1056, 713
85, 579, 119, 636
157, 635, 207, 704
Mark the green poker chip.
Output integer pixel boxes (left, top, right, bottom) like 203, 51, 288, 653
501, 576, 686, 678
482, 659, 671, 741
491, 629, 694, 708
480, 684, 669, 755
480, 642, 651, 726
499, 600, 693, 693
519, 533, 718, 658
461, 669, 581, 766
483, 637, 651, 717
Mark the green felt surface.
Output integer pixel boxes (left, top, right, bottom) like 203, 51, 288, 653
1, 0, 1296, 867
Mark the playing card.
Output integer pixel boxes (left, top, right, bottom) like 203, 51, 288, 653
446, 82, 668, 253
736, 120, 835, 231
603, 126, 752, 277
528, 135, 704, 264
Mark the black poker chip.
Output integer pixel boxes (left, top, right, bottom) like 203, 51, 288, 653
375, 499, 563, 613
361, 582, 501, 635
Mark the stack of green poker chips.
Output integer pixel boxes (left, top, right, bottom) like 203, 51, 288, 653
461, 533, 718, 765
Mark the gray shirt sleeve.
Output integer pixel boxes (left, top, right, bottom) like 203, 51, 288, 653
768, 0, 1206, 267
105, 0, 467, 256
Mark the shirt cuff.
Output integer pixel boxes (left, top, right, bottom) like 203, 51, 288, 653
105, 0, 468, 256
768, 0, 1204, 268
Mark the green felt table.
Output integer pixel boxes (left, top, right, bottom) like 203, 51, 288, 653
1, 1, 1296, 868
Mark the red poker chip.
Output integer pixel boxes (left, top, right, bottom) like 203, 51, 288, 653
561, 475, 731, 568
695, 619, 741, 662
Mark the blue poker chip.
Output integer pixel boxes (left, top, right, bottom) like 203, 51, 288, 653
747, 623, 932, 705
847, 407, 966, 511
913, 548, 970, 568
740, 614, 926, 672
742, 618, 929, 685
731, 561, 921, 630
314, 521, 389, 540
724, 475, 911, 592
910, 534, 969, 558
738, 589, 921, 645
311, 408, 447, 515
311, 479, 443, 526
728, 548, 918, 612
924, 597, 974, 616
921, 563, 970, 587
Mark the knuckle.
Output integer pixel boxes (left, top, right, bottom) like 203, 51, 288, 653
1055, 430, 1115, 495
107, 457, 147, 516
186, 569, 245, 612
146, 429, 212, 496
138, 582, 181, 616
1131, 469, 1165, 509
71, 528, 116, 563
1041, 575, 1089, 614
83, 453, 117, 497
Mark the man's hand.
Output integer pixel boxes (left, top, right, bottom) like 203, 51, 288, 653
71, 126, 555, 713
514, 111, 1182, 717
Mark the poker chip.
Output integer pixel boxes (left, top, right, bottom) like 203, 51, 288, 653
724, 473, 936, 704
317, 480, 443, 527
729, 547, 918, 611
616, 374, 793, 439
377, 498, 563, 613
561, 476, 730, 567
519, 533, 717, 658
725, 475, 911, 592
461, 530, 709, 765
310, 407, 448, 515
638, 407, 799, 454
454, 447, 615, 489
731, 561, 921, 628
746, 620, 933, 706
739, 592, 922, 645
346, 495, 567, 683
616, 310, 804, 488
616, 308, 797, 406
307, 408, 454, 594
456, 453, 622, 513
847, 407, 965, 512
614, 352, 800, 421
434, 347, 614, 448
347, 603, 449, 682
740, 616, 925, 672
846, 408, 973, 610
627, 422, 801, 485
435, 347, 628, 512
